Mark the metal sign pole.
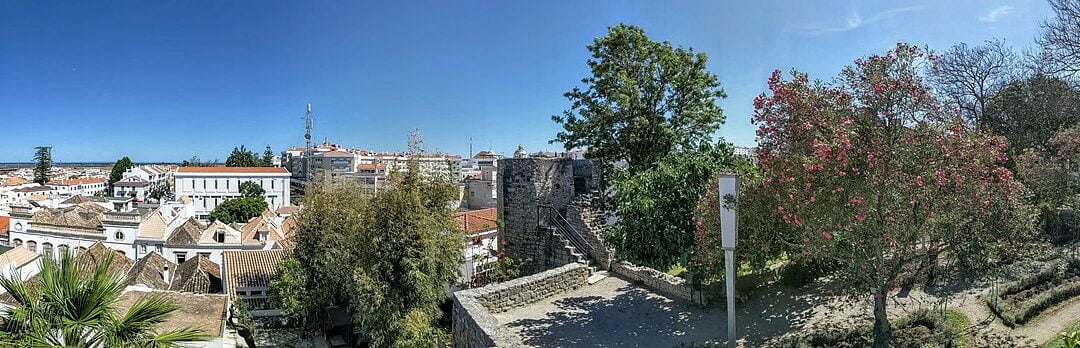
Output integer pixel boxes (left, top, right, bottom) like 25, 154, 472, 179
725, 247, 736, 348
717, 173, 739, 348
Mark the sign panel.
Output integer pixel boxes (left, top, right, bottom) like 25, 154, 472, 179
717, 173, 738, 249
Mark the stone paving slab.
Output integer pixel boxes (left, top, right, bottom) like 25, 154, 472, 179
493, 276, 727, 347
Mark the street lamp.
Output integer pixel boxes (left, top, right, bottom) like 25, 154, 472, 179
717, 173, 739, 348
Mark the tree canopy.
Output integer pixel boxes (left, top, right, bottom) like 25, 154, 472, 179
33, 146, 51, 185
551, 24, 726, 174
752, 44, 1034, 347
983, 74, 1080, 157
226, 145, 262, 167
271, 162, 462, 346
108, 157, 134, 186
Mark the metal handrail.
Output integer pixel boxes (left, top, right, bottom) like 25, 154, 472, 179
538, 205, 592, 261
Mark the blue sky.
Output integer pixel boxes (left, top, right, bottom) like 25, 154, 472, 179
0, 1, 1052, 162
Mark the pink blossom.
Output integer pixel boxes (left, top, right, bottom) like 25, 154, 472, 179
930, 212, 938, 219
849, 197, 864, 204
822, 231, 833, 240
855, 214, 867, 222
885, 216, 895, 222
915, 176, 924, 187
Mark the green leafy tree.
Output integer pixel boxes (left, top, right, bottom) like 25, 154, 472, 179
282, 162, 462, 346
0, 252, 206, 346
983, 75, 1080, 158
261, 146, 275, 167
108, 156, 135, 187
269, 256, 311, 326
230, 300, 256, 348
226, 145, 260, 167
551, 24, 726, 175
147, 181, 172, 202
607, 145, 734, 270
209, 198, 267, 224
239, 181, 265, 198
33, 146, 51, 185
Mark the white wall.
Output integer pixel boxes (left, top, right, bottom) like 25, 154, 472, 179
174, 173, 290, 219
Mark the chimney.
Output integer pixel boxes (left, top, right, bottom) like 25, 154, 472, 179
163, 265, 170, 283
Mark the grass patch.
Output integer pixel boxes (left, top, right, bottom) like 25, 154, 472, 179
944, 309, 971, 347
987, 259, 1080, 327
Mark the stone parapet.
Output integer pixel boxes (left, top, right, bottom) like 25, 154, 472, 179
610, 261, 696, 304
452, 263, 591, 347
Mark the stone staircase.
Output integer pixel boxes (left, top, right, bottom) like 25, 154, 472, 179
565, 193, 615, 271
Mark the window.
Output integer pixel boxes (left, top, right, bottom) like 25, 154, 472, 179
76, 246, 86, 256
214, 180, 218, 190
139, 244, 147, 253
175, 252, 187, 264
42, 243, 53, 258
58, 245, 69, 257
12, 239, 21, 247
236, 291, 247, 296
114, 231, 125, 240
250, 290, 263, 296
26, 241, 36, 252
214, 230, 226, 243
198, 252, 211, 259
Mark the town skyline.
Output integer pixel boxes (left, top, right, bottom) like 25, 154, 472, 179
0, 1, 1053, 162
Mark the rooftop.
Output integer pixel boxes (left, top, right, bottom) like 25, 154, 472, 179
222, 249, 288, 295
175, 166, 289, 174
454, 208, 498, 233
114, 290, 228, 338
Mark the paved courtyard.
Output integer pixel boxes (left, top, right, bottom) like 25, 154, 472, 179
492, 276, 728, 347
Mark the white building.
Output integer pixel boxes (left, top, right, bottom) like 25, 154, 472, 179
173, 167, 291, 220
122, 164, 176, 187
46, 177, 107, 197
454, 208, 499, 285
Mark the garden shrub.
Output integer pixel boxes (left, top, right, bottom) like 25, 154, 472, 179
769, 308, 965, 348
779, 260, 831, 287
987, 260, 1080, 327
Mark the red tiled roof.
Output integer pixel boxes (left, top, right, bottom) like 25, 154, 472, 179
453, 208, 497, 233
47, 177, 106, 186
356, 163, 387, 171
0, 216, 8, 236
176, 166, 288, 174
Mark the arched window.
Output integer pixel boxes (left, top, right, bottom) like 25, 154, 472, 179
58, 245, 70, 257
26, 241, 36, 253
42, 243, 53, 259
114, 231, 125, 240
13, 239, 22, 248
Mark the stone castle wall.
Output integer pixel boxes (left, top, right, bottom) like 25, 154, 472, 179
452, 263, 591, 347
610, 261, 698, 304
498, 158, 594, 275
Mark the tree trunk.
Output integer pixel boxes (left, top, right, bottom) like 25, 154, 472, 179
926, 250, 940, 286
872, 291, 891, 348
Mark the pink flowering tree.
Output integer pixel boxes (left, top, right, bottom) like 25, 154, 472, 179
752, 44, 1032, 346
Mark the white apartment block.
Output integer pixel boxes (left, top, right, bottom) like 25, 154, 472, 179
122, 164, 176, 187
46, 177, 108, 197
173, 167, 291, 220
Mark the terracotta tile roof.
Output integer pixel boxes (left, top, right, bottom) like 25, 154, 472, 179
0, 247, 39, 268
453, 208, 498, 233
239, 216, 284, 246
165, 218, 206, 246
79, 242, 135, 275
175, 166, 288, 174
356, 163, 387, 171
223, 249, 287, 295
47, 177, 106, 186
0, 216, 8, 236
275, 205, 300, 216
1, 177, 28, 187
31, 203, 111, 230
126, 251, 176, 290
60, 195, 108, 205
170, 255, 221, 294
137, 210, 168, 240
115, 290, 228, 338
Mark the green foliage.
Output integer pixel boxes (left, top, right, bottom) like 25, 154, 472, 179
226, 145, 262, 167
552, 24, 726, 175
108, 156, 134, 186
270, 256, 310, 326
470, 256, 521, 287
772, 308, 966, 348
262, 145, 275, 166
0, 251, 207, 346
281, 162, 463, 346
209, 197, 267, 224
230, 300, 257, 348
239, 181, 265, 198
778, 260, 831, 288
987, 260, 1080, 328
147, 181, 172, 202
1048, 327, 1080, 348
32, 146, 51, 185
180, 156, 216, 167
984, 75, 1080, 158
607, 145, 734, 270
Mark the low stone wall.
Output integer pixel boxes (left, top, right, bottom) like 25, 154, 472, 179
610, 261, 696, 304
452, 263, 591, 347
